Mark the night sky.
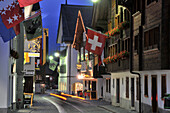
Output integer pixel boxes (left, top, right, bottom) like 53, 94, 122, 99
40, 0, 93, 55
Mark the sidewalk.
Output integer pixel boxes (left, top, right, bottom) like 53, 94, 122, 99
84, 99, 138, 113
13, 94, 59, 113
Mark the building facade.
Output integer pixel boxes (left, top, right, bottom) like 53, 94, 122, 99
57, 5, 93, 94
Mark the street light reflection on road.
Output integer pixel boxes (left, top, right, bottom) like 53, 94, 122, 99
60, 92, 85, 100
50, 93, 67, 100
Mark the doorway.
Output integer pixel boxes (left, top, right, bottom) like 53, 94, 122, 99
24, 76, 33, 93
116, 79, 120, 103
131, 78, 135, 107
152, 75, 158, 113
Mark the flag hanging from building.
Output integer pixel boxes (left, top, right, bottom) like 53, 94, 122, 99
18, 0, 42, 7
85, 28, 107, 55
0, 16, 16, 42
23, 11, 42, 41
0, 0, 24, 29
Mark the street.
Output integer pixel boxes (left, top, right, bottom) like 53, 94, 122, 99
15, 93, 112, 113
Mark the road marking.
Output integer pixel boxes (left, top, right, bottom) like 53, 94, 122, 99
43, 97, 67, 113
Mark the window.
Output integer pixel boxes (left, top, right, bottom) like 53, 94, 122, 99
124, 9, 130, 21
106, 79, 108, 92
136, 77, 139, 100
113, 79, 114, 88
124, 38, 130, 52
109, 45, 115, 57
154, 27, 159, 45
88, 81, 90, 90
92, 81, 96, 91
144, 75, 148, 97
115, 44, 117, 54
161, 75, 166, 98
118, 40, 120, 53
122, 40, 124, 51
144, 27, 160, 50
106, 79, 111, 93
126, 77, 129, 98
147, 0, 158, 5
134, 35, 138, 52
149, 29, 154, 46
109, 79, 111, 93
122, 78, 123, 85
115, 15, 120, 27
134, 0, 141, 12
144, 31, 149, 48
85, 80, 87, 87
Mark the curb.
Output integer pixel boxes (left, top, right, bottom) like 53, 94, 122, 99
97, 106, 116, 113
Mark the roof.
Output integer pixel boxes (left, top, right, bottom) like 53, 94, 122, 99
72, 10, 86, 50
57, 4, 93, 43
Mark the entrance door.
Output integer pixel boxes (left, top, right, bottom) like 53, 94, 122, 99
116, 79, 120, 103
24, 77, 33, 93
152, 75, 158, 113
131, 78, 135, 107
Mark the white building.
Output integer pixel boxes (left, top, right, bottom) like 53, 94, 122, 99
57, 5, 93, 94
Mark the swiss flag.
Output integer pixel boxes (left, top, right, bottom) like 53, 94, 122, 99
0, 0, 24, 29
18, 0, 42, 7
85, 29, 107, 55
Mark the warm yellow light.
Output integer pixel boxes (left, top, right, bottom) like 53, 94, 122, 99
72, 96, 85, 100
50, 93, 67, 100
78, 74, 84, 79
60, 92, 85, 100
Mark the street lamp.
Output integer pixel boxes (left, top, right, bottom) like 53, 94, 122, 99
49, 56, 54, 60
54, 52, 60, 57
92, 0, 98, 3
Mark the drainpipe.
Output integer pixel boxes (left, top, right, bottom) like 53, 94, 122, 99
129, 9, 142, 113
69, 44, 71, 94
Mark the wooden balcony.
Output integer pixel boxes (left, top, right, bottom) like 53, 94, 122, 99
106, 58, 129, 72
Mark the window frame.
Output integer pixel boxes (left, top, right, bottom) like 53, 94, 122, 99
144, 75, 148, 97
161, 74, 167, 99
126, 77, 129, 98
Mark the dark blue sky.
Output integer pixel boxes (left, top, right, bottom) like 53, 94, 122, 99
40, 0, 93, 55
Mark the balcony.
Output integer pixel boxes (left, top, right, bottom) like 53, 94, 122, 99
106, 58, 129, 72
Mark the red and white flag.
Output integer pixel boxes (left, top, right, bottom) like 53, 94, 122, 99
18, 0, 42, 7
0, 0, 24, 29
85, 28, 107, 56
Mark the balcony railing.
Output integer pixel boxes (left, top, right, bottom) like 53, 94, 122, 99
106, 57, 129, 72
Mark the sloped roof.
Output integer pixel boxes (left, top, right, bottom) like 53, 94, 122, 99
57, 4, 93, 43
72, 10, 86, 50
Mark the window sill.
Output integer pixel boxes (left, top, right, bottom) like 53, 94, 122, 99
146, 1, 157, 9
144, 95, 149, 98
161, 98, 164, 101
144, 47, 159, 54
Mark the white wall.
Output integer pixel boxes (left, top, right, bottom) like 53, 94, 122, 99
141, 70, 170, 110
0, 38, 9, 108
97, 78, 103, 99
58, 45, 68, 92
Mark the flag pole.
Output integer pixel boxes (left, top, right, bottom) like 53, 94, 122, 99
86, 27, 109, 37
